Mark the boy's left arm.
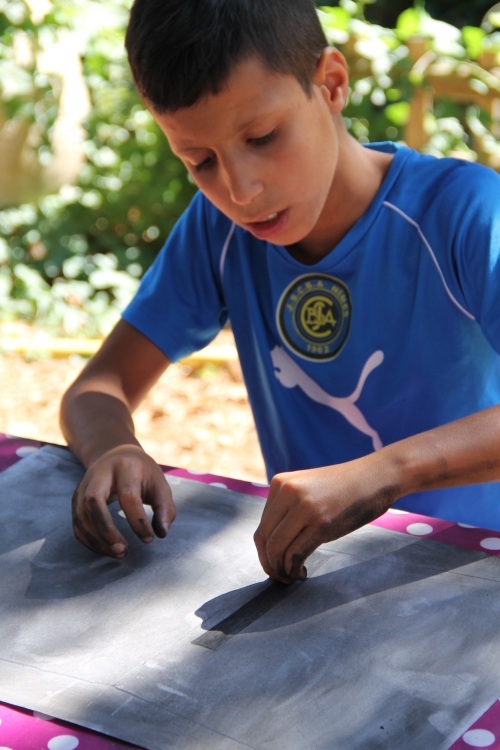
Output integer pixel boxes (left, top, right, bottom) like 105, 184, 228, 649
254, 405, 500, 583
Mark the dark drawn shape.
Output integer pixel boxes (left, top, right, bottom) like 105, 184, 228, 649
0, 445, 85, 556
10, 446, 248, 601
192, 539, 492, 647
192, 549, 332, 650
25, 510, 150, 600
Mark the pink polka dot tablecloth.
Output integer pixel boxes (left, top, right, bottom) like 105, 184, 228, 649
0, 701, 140, 749
1, 433, 500, 750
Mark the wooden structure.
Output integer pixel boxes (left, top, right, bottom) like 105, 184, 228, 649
405, 37, 500, 169
337, 28, 500, 171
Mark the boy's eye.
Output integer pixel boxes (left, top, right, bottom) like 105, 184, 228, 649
249, 130, 277, 146
194, 154, 216, 173
193, 130, 277, 173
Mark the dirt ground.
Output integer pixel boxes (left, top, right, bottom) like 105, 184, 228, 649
0, 329, 268, 484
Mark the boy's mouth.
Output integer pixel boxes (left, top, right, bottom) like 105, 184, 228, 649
245, 209, 289, 240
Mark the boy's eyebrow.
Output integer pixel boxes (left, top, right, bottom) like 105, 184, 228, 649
174, 111, 278, 154
176, 145, 204, 154
236, 113, 269, 132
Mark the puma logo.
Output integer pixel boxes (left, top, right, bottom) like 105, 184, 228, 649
270, 346, 384, 451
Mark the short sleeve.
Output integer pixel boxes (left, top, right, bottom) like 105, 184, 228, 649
122, 192, 231, 361
451, 163, 500, 353
417, 158, 500, 354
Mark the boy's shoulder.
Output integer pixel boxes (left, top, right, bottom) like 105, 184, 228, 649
386, 144, 500, 225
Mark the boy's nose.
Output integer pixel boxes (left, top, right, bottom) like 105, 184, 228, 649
225, 166, 264, 206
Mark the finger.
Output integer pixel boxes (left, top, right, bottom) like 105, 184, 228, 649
146, 473, 176, 538
115, 469, 155, 543
257, 475, 290, 538
264, 511, 309, 582
253, 477, 292, 578
254, 526, 287, 581
81, 488, 128, 557
72, 485, 118, 556
72, 467, 113, 528
72, 489, 101, 554
73, 511, 110, 555
254, 524, 296, 585
283, 525, 322, 580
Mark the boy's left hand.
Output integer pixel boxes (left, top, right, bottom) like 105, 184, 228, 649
254, 454, 400, 584
254, 405, 500, 583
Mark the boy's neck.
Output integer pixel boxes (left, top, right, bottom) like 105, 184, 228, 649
287, 128, 394, 265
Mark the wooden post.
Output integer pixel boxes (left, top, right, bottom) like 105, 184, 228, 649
405, 37, 433, 152
479, 50, 499, 70
405, 87, 433, 151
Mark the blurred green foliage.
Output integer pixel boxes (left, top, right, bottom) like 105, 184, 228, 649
316, 0, 495, 30
323, 2, 500, 160
0, 0, 196, 336
0, 2, 54, 134
1, 0, 500, 336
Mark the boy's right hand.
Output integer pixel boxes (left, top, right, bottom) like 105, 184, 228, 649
71, 445, 176, 558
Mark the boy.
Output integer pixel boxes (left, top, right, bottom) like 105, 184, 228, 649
61, 0, 500, 585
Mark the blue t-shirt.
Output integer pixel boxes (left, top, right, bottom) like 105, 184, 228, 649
123, 143, 500, 530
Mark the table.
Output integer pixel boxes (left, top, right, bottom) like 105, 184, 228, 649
0, 433, 500, 750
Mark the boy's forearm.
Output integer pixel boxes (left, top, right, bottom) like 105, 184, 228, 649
60, 389, 141, 468
385, 405, 500, 500
256, 405, 500, 583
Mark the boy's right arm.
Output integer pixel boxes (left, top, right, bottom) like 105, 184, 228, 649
60, 319, 177, 559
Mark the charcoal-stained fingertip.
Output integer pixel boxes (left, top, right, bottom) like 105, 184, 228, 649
152, 516, 169, 538
270, 569, 295, 586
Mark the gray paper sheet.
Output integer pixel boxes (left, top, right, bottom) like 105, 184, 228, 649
1, 445, 500, 749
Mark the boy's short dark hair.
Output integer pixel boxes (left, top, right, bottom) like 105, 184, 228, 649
126, 0, 328, 113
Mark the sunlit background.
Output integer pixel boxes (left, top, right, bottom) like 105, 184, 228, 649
1, 0, 500, 481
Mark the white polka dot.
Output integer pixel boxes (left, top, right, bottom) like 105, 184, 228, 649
251, 482, 268, 488
462, 729, 496, 747
186, 469, 205, 475
16, 446, 40, 457
47, 736, 79, 750
33, 711, 54, 720
0, 746, 14, 749
118, 510, 126, 518
388, 508, 409, 515
458, 523, 478, 529
209, 482, 227, 489
406, 522, 434, 536
480, 538, 500, 551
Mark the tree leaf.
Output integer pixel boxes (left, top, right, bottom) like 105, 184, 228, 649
384, 101, 410, 126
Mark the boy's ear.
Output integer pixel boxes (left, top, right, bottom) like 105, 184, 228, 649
314, 47, 349, 115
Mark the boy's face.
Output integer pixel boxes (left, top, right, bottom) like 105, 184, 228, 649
151, 50, 348, 248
